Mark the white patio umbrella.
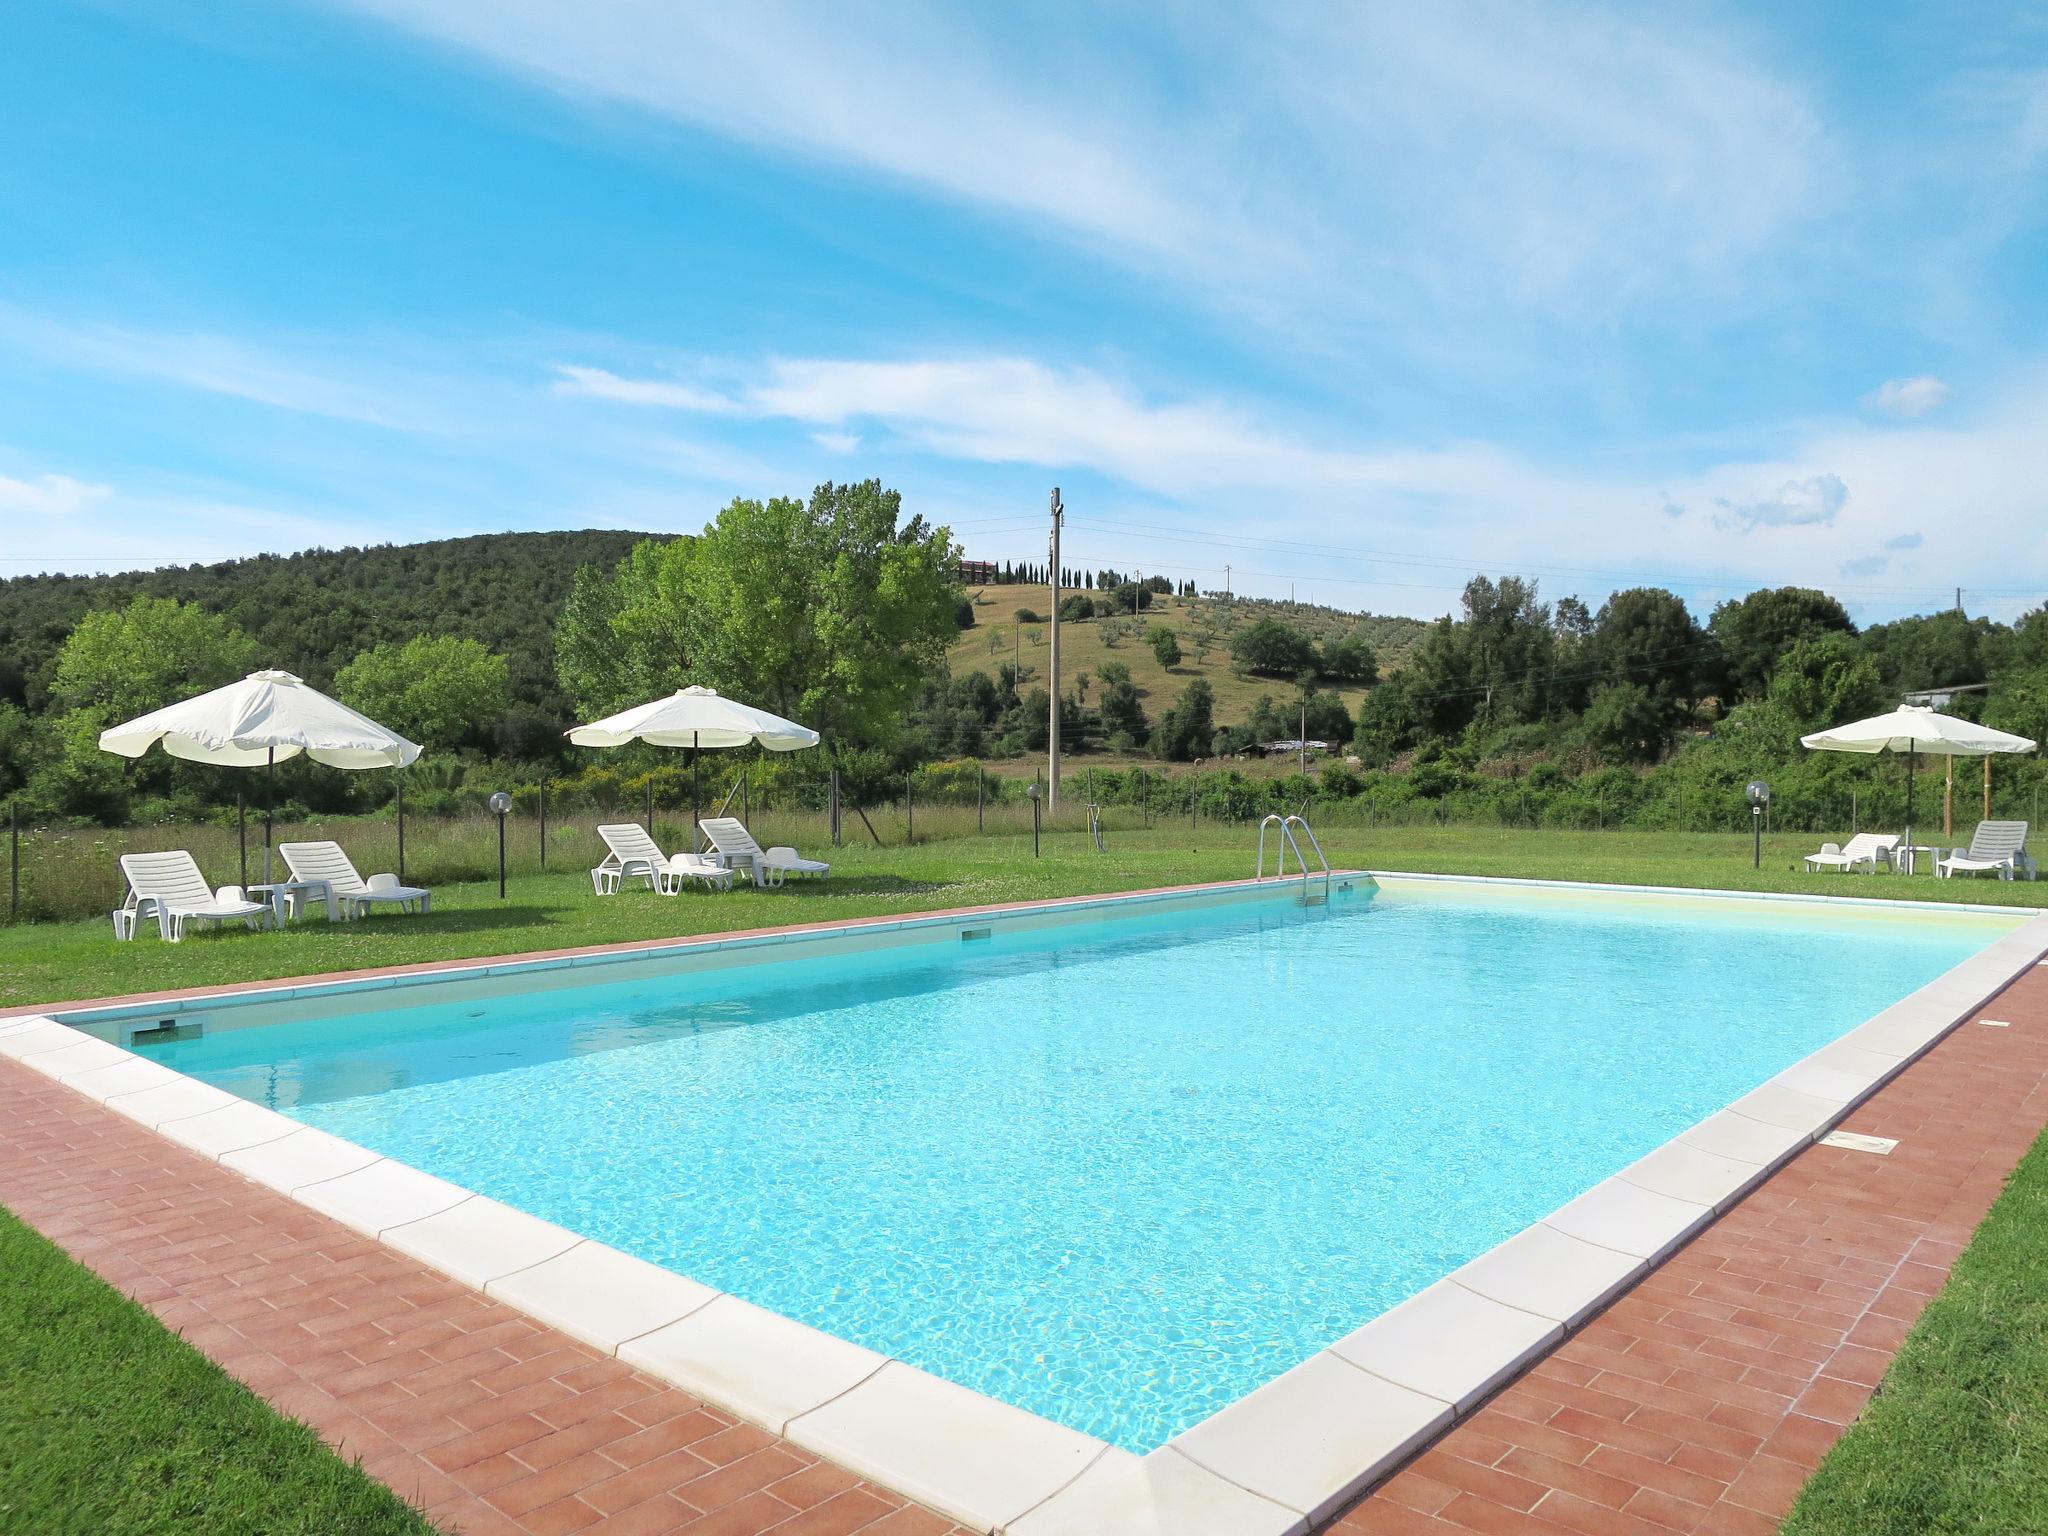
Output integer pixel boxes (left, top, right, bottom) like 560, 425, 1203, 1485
566, 685, 818, 834
100, 669, 421, 882
1800, 704, 2036, 853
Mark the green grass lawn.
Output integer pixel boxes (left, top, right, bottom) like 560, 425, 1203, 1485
3, 823, 2037, 1012
0, 1206, 436, 1536
1783, 1130, 2048, 1535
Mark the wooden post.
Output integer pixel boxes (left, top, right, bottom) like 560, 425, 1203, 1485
539, 783, 548, 871
906, 772, 914, 845
237, 787, 247, 888
976, 764, 984, 832
8, 800, 16, 924
830, 768, 842, 847
396, 781, 406, 886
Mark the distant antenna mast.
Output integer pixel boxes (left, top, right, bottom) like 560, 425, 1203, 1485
1048, 488, 1064, 811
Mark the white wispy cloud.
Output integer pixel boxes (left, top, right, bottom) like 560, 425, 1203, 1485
324, 0, 1823, 360
0, 305, 414, 428
1866, 375, 1953, 418
0, 470, 111, 518
1712, 473, 1848, 531
553, 364, 734, 413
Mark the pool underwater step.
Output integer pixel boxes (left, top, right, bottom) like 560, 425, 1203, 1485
14, 882, 2048, 1536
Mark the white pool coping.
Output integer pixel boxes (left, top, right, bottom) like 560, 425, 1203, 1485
12, 873, 2048, 1534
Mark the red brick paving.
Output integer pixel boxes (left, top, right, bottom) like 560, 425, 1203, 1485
0, 1055, 972, 1536
1330, 960, 2048, 1535
4, 948, 2046, 1534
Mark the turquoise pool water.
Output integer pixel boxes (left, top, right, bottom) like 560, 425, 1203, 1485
144, 882, 2007, 1450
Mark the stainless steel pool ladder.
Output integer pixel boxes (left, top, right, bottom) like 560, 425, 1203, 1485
1256, 814, 1332, 903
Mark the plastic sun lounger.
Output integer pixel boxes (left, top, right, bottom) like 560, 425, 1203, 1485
117, 850, 271, 942
1802, 832, 1898, 873
278, 840, 431, 917
1937, 820, 2033, 880
593, 824, 732, 894
697, 816, 830, 887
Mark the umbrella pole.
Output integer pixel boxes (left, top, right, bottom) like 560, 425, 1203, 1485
1944, 753, 1954, 837
237, 787, 247, 888
265, 746, 275, 886
692, 733, 700, 845
1985, 755, 1993, 822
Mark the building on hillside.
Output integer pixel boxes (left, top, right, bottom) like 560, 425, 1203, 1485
959, 559, 998, 584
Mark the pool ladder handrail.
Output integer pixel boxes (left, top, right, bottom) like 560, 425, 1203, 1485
1256, 813, 1332, 903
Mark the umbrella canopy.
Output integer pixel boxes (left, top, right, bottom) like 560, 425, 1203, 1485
1801, 704, 2035, 844
100, 670, 421, 768
566, 686, 819, 751
1800, 705, 2035, 758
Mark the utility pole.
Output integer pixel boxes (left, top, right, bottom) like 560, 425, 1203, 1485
1955, 587, 1963, 614
1048, 487, 1064, 811
1225, 563, 1232, 599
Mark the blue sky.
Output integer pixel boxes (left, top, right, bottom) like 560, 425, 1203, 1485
2, 1, 2046, 622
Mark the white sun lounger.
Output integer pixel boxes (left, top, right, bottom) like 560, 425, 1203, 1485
593, 824, 732, 894
117, 850, 271, 942
1802, 832, 1898, 873
697, 816, 830, 887
1937, 821, 2034, 880
278, 841, 431, 917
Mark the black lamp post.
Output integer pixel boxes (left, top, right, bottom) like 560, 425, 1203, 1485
1746, 779, 1771, 870
1027, 781, 1042, 859
490, 791, 512, 898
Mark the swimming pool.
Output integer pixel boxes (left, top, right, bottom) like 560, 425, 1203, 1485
117, 876, 2017, 1455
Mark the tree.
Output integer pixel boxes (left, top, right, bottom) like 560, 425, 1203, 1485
1152, 678, 1215, 760
1768, 632, 1887, 732
1230, 618, 1318, 677
1581, 682, 1667, 765
1581, 586, 1701, 749
553, 481, 960, 749
1403, 576, 1554, 735
1319, 629, 1378, 684
1096, 660, 1148, 743
337, 635, 511, 752
1860, 611, 1987, 693
50, 595, 260, 727
1148, 626, 1182, 669
1708, 587, 1854, 702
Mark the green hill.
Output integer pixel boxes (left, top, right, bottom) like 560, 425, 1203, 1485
0, 530, 662, 729
949, 583, 1427, 738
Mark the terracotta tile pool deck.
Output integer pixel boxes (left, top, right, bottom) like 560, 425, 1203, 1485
2, 952, 2044, 1533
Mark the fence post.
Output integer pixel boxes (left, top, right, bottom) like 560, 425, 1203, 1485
742, 766, 751, 832
237, 786, 248, 888
830, 769, 842, 847
8, 800, 16, 924
539, 783, 548, 871
906, 771, 915, 845
977, 764, 984, 833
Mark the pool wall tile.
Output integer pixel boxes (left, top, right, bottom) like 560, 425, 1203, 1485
786, 1359, 1107, 1532
1542, 1177, 1713, 1262
1005, 1446, 1307, 1536
220, 1124, 381, 1192
1618, 1138, 1770, 1213
294, 1159, 471, 1236
1172, 1352, 1452, 1525
103, 1077, 243, 1132
1325, 1278, 1561, 1414
485, 1239, 720, 1353
379, 1194, 582, 1288
61, 1055, 182, 1103
1449, 1222, 1645, 1327
1678, 1106, 1811, 1167
618, 1293, 887, 1434
151, 1098, 301, 1158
